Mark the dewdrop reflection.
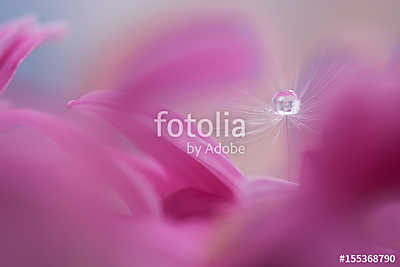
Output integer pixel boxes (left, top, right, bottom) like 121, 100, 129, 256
272, 89, 301, 116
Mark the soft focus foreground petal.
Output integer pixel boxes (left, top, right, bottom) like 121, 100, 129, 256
0, 138, 124, 266
0, 106, 211, 266
0, 16, 65, 93
0, 120, 104, 266
69, 93, 245, 220
212, 200, 388, 267
112, 219, 207, 267
211, 187, 397, 267
0, 146, 199, 267
0, 108, 160, 216
301, 69, 400, 206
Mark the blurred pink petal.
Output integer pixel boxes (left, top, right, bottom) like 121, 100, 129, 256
69, 94, 245, 220
301, 69, 400, 206
0, 16, 65, 93
0, 105, 210, 266
84, 13, 265, 108
0, 108, 160, 216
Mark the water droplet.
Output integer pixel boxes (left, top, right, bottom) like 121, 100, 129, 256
272, 89, 300, 115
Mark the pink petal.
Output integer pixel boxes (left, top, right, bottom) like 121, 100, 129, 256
0, 16, 65, 93
0, 108, 160, 216
0, 106, 208, 266
87, 14, 265, 108
69, 91, 245, 220
300, 68, 400, 206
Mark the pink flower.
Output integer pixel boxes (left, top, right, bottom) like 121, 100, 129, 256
6, 12, 400, 267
